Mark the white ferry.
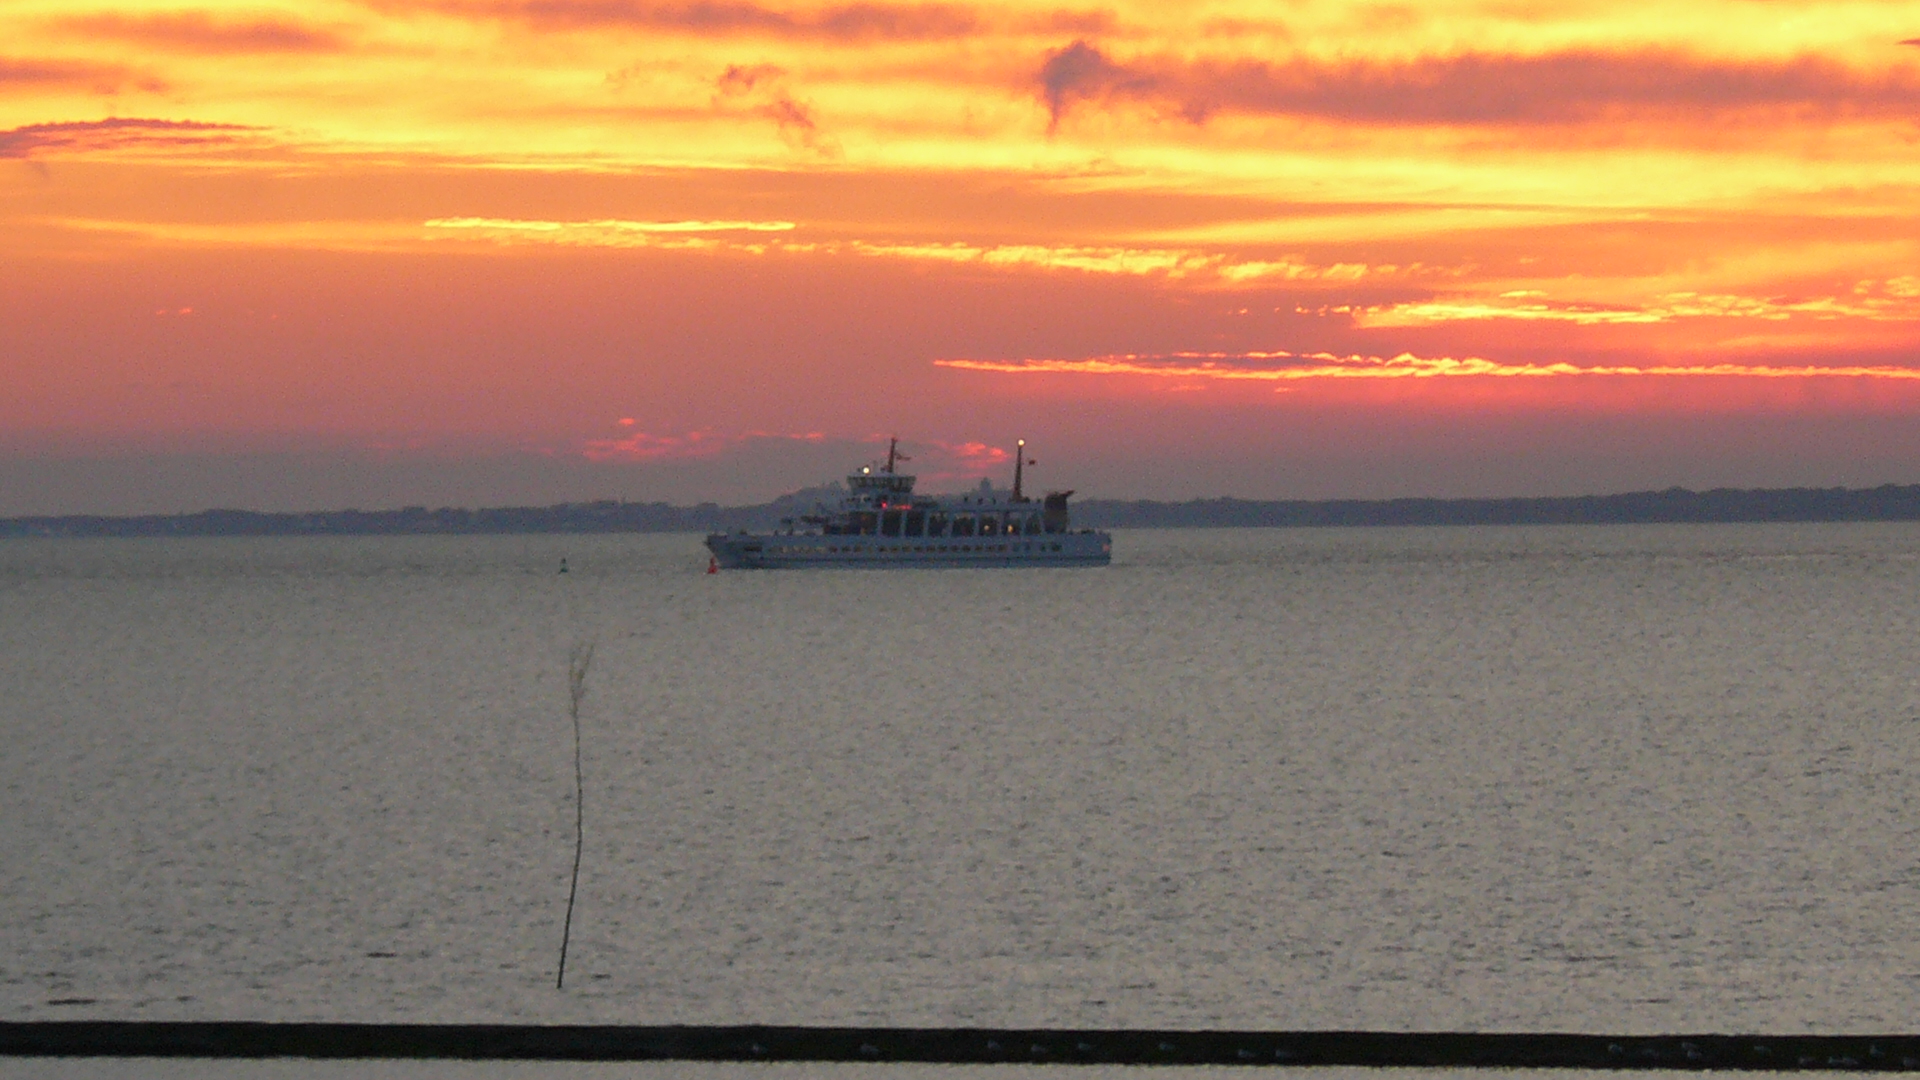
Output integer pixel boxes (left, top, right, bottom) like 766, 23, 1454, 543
705, 439, 1112, 569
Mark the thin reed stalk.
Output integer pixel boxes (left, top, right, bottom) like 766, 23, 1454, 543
556, 640, 593, 990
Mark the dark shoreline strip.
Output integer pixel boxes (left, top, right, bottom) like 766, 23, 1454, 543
4, 1024, 1920, 1068
10, 482, 1920, 538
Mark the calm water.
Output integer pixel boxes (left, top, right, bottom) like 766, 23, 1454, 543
4, 526, 1920, 1033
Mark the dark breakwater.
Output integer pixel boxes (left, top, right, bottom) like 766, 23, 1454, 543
5, 1023, 1920, 1069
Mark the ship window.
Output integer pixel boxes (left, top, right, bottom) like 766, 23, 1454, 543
904, 511, 925, 536
926, 512, 948, 536
853, 511, 877, 535
881, 510, 902, 536
1023, 514, 1040, 535
978, 514, 998, 535
953, 515, 975, 536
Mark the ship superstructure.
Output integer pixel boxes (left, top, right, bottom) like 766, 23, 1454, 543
705, 439, 1111, 569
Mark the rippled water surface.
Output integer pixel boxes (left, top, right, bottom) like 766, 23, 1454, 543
4, 526, 1920, 1032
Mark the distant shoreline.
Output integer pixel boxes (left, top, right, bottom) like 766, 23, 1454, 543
6, 483, 1920, 538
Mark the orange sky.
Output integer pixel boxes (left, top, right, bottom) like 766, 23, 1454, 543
4, 0, 1920, 511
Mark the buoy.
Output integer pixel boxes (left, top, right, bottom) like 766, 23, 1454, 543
706, 556, 718, 574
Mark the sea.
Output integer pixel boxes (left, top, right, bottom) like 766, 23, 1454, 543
4, 524, 1920, 1078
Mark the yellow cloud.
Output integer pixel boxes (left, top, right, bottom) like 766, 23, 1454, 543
1355, 284, 1920, 326
935, 351, 1920, 381
425, 217, 796, 236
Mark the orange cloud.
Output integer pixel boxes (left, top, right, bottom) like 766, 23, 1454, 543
422, 0, 983, 39
0, 55, 160, 93
426, 216, 796, 235
54, 12, 345, 53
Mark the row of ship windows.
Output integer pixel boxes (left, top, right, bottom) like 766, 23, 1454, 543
830, 511, 1051, 538
761, 542, 1068, 556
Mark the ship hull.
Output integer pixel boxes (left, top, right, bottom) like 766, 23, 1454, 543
706, 531, 1111, 569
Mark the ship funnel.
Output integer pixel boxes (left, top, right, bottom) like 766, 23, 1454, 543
1042, 490, 1073, 532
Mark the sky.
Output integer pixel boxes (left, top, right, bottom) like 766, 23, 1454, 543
4, 0, 1920, 513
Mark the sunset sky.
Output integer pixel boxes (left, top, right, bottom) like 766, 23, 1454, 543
5, 0, 1920, 513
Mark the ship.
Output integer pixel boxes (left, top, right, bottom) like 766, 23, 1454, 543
705, 439, 1112, 569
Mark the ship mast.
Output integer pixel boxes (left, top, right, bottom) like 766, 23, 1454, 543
885, 436, 898, 473
1013, 439, 1026, 502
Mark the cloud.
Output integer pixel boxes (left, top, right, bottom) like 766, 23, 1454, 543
463, 0, 978, 39
424, 216, 795, 245
0, 118, 257, 160
0, 56, 161, 93
420, 215, 1399, 283
711, 62, 835, 153
1040, 40, 1150, 131
579, 427, 824, 461
715, 61, 783, 92
55, 13, 345, 53
931, 440, 1010, 480
1038, 40, 1920, 128
936, 351, 1920, 383
1352, 281, 1920, 327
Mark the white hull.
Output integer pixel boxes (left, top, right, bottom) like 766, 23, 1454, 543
706, 531, 1110, 569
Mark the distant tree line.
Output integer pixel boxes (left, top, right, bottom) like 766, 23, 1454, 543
1071, 484, 1920, 528
6, 483, 1920, 538
0, 500, 774, 539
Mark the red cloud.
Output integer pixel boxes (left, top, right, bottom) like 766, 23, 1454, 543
1040, 40, 1920, 128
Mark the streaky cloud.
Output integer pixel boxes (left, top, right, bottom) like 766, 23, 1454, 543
0, 118, 256, 160
1356, 280, 1920, 327
55, 13, 346, 54
0, 56, 161, 93
1039, 40, 1920, 128
579, 427, 824, 461
936, 352, 1920, 382
426, 216, 796, 234
418, 216, 1381, 282
463, 0, 979, 39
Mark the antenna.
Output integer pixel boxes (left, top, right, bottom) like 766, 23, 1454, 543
1013, 439, 1026, 502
